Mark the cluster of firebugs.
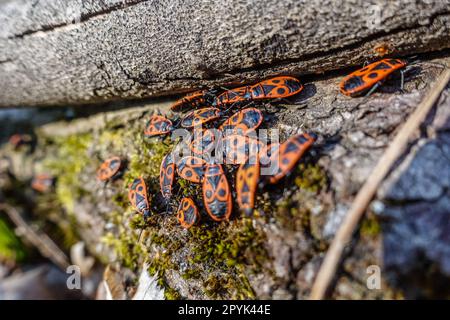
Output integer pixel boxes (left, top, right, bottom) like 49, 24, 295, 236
23, 58, 407, 229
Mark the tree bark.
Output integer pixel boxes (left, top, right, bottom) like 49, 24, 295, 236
0, 0, 449, 107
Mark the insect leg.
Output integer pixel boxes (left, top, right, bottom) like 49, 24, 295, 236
102, 180, 109, 202
365, 82, 381, 97
161, 137, 170, 146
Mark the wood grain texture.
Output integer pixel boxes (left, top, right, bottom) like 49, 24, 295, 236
0, 0, 449, 107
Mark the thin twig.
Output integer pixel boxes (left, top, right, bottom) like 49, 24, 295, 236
0, 203, 70, 270
310, 64, 450, 300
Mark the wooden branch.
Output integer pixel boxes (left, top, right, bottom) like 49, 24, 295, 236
0, 203, 70, 270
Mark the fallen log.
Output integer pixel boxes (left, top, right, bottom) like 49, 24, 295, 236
0, 0, 449, 107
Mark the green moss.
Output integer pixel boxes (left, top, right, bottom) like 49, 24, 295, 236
204, 274, 228, 298
182, 268, 201, 280
273, 198, 311, 233
44, 133, 92, 215
98, 129, 126, 151
123, 137, 173, 187
188, 218, 266, 270
112, 192, 129, 211
103, 230, 145, 270
164, 287, 181, 300
204, 272, 255, 299
295, 163, 328, 193
146, 250, 181, 300
129, 214, 146, 230
0, 217, 27, 262
186, 218, 265, 299
33, 193, 80, 250
360, 215, 381, 237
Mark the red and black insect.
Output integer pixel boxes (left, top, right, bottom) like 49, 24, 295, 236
214, 76, 303, 107
144, 115, 174, 137
202, 164, 232, 221
176, 156, 207, 183
340, 59, 407, 97
222, 134, 262, 165
160, 153, 176, 200
9, 134, 33, 150
219, 107, 264, 135
259, 142, 279, 175
189, 129, 216, 156
265, 133, 317, 184
181, 107, 221, 129
171, 90, 207, 112
171, 76, 303, 113
128, 177, 151, 218
31, 174, 55, 193
236, 154, 260, 216
177, 197, 200, 229
97, 156, 122, 181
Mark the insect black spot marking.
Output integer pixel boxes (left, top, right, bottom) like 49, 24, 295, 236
297, 135, 308, 144
343, 76, 365, 91
277, 88, 286, 95
251, 84, 264, 97
285, 141, 299, 153
286, 79, 301, 92
388, 59, 400, 65
372, 62, 391, 71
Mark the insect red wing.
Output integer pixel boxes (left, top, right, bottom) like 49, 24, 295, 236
251, 76, 303, 100
220, 108, 263, 135
128, 177, 150, 215
340, 59, 406, 96
189, 129, 216, 155
31, 174, 54, 193
160, 153, 176, 199
176, 156, 207, 183
97, 157, 122, 181
236, 154, 260, 216
268, 133, 316, 184
181, 107, 220, 128
171, 90, 206, 112
202, 164, 232, 221
223, 135, 261, 165
177, 198, 200, 228
144, 115, 173, 136
215, 86, 250, 106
